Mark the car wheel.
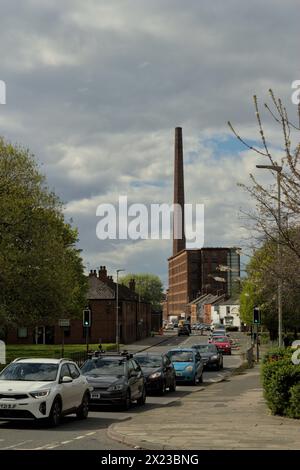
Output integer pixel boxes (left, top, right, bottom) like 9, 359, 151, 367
215, 363, 220, 371
121, 390, 131, 411
198, 373, 203, 383
76, 392, 89, 420
192, 375, 198, 386
220, 360, 224, 369
137, 386, 146, 406
169, 378, 176, 392
48, 398, 62, 427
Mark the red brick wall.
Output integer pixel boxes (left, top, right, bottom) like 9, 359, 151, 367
6, 298, 152, 345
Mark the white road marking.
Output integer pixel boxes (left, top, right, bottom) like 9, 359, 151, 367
31, 432, 97, 450
1, 440, 32, 450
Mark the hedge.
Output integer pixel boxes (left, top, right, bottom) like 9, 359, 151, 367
262, 347, 300, 418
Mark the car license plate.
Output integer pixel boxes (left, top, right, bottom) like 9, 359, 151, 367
0, 404, 16, 409
176, 372, 182, 376
91, 393, 101, 399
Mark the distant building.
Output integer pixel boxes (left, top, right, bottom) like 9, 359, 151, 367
6, 266, 152, 345
188, 293, 225, 325
211, 298, 241, 330
166, 128, 240, 320
168, 247, 240, 318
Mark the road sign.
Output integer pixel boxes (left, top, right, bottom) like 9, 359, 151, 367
83, 308, 91, 327
253, 306, 261, 324
58, 319, 70, 327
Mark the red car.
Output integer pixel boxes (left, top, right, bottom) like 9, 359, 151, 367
209, 336, 232, 355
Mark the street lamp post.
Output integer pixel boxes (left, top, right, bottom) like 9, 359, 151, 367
256, 164, 283, 347
116, 269, 125, 352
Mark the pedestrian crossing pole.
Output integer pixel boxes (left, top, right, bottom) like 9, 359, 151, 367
253, 306, 260, 362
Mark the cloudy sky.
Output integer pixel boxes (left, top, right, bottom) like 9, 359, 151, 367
1, 0, 299, 286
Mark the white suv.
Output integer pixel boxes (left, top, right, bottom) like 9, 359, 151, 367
0, 358, 91, 426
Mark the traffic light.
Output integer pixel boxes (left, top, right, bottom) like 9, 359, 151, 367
83, 308, 91, 327
253, 306, 260, 324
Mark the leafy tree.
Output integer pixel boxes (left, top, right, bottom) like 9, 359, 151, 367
0, 138, 87, 329
240, 238, 300, 338
120, 273, 163, 311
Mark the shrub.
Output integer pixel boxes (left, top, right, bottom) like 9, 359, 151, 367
262, 348, 300, 418
262, 346, 292, 364
288, 383, 300, 419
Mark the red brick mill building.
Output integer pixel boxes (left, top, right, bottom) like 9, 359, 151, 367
6, 266, 152, 345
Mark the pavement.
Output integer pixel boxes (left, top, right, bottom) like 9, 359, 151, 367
108, 365, 300, 450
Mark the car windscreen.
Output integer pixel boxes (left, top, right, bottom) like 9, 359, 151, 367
135, 355, 162, 368
0, 363, 59, 381
168, 351, 194, 362
193, 344, 217, 353
213, 337, 228, 343
81, 358, 126, 377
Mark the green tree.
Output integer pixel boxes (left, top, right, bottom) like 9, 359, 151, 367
240, 238, 300, 339
0, 138, 87, 329
120, 273, 163, 311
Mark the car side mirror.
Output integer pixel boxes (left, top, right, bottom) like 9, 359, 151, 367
61, 376, 73, 383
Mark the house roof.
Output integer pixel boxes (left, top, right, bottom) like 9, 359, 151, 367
213, 297, 240, 306
188, 293, 225, 306
87, 275, 115, 300
87, 275, 140, 302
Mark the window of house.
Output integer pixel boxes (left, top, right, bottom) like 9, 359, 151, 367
18, 327, 28, 338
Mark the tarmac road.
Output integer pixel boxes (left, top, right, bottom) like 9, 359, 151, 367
0, 331, 243, 450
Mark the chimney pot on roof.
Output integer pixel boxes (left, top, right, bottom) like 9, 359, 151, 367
129, 279, 136, 292
98, 266, 108, 282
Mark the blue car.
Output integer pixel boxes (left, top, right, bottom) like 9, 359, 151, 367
166, 348, 204, 385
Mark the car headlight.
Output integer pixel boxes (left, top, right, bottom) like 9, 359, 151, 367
149, 372, 162, 379
107, 384, 125, 391
185, 365, 194, 372
30, 390, 50, 398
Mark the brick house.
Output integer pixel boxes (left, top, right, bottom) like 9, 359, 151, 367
6, 266, 152, 345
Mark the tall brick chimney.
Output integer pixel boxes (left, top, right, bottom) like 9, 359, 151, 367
173, 127, 186, 255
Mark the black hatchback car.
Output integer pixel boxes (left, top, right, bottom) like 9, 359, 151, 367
134, 353, 176, 395
81, 352, 146, 410
191, 343, 223, 370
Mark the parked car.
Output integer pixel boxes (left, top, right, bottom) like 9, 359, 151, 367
191, 343, 223, 370
212, 328, 226, 336
164, 323, 174, 330
209, 329, 230, 341
166, 348, 204, 384
178, 325, 190, 336
134, 353, 176, 394
209, 336, 232, 355
81, 352, 146, 410
0, 358, 90, 426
